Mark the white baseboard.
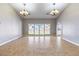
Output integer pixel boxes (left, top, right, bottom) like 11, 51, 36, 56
63, 37, 79, 47
0, 35, 22, 46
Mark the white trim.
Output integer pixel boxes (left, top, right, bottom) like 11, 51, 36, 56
0, 35, 22, 46
63, 37, 79, 47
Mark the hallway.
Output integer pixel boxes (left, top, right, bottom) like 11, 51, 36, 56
0, 35, 79, 56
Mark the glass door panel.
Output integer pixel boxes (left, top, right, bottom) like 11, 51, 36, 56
39, 24, 44, 35
45, 24, 50, 35
28, 24, 34, 35
35, 24, 39, 35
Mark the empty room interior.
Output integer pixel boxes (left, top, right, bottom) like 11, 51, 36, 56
0, 3, 79, 56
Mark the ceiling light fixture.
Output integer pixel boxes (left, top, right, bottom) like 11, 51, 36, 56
20, 3, 30, 16
49, 9, 59, 16
49, 3, 59, 16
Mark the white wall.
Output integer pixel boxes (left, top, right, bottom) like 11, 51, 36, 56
0, 4, 22, 44
57, 3, 79, 44
22, 18, 56, 35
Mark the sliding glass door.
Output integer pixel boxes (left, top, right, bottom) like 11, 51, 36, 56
28, 24, 50, 35
35, 24, 40, 35
28, 24, 34, 35
45, 24, 50, 35
39, 24, 44, 35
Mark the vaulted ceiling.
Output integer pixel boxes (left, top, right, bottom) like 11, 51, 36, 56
11, 3, 68, 19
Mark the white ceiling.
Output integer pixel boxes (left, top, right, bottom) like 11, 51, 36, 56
11, 3, 68, 19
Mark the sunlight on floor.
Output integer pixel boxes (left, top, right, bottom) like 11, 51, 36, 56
28, 36, 50, 49
27, 35, 62, 50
